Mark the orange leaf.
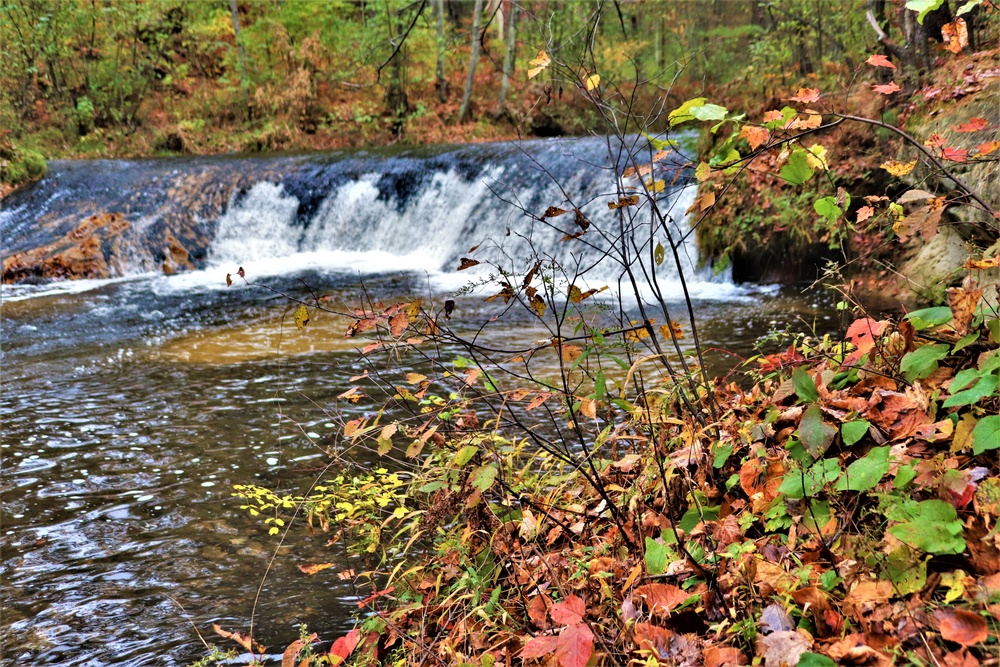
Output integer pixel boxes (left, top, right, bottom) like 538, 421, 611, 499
964, 255, 1000, 270
934, 608, 988, 646
528, 595, 551, 630
788, 87, 821, 103
873, 81, 901, 94
282, 634, 317, 667
942, 146, 969, 163
844, 318, 889, 365
555, 623, 594, 667
739, 125, 770, 151
941, 19, 968, 54
856, 205, 874, 223
953, 117, 989, 133
551, 595, 586, 625
976, 141, 1000, 156
880, 159, 917, 177
789, 110, 822, 130
633, 583, 692, 613
297, 563, 335, 576
947, 280, 983, 336
389, 311, 409, 337
525, 392, 553, 411
213, 624, 264, 654
608, 195, 640, 210
866, 53, 896, 69
763, 110, 784, 123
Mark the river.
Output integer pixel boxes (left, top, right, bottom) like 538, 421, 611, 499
0, 137, 842, 665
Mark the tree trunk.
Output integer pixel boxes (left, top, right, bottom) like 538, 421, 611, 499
457, 0, 484, 124
434, 0, 448, 102
495, 1, 518, 115
228, 0, 250, 119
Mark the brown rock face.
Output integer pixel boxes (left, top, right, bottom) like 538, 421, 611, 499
2, 213, 132, 283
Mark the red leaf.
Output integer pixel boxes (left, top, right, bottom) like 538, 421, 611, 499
977, 141, 1000, 156
873, 82, 901, 95
942, 146, 969, 163
953, 117, 989, 133
934, 608, 989, 646
555, 623, 594, 667
522, 635, 559, 659
844, 318, 889, 365
551, 594, 586, 625
283, 634, 317, 667
866, 54, 896, 69
787, 87, 820, 103
329, 628, 361, 665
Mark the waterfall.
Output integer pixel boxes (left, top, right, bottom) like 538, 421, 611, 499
2, 136, 736, 299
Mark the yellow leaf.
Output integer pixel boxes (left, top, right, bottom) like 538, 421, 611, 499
881, 159, 917, 177
659, 322, 684, 339
695, 162, 712, 182
294, 304, 309, 329
528, 50, 550, 79
530, 293, 547, 317
584, 72, 600, 91
804, 144, 829, 171
644, 178, 665, 193
404, 372, 427, 384
298, 563, 335, 576
608, 195, 640, 210
789, 110, 822, 130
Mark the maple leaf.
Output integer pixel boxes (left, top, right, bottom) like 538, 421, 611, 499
762, 109, 784, 123
941, 19, 968, 54
925, 133, 946, 148
787, 87, 820, 103
873, 81, 901, 94
865, 53, 896, 69
952, 117, 989, 133
789, 110, 822, 130
550, 595, 586, 625
856, 205, 874, 223
844, 318, 889, 365
739, 124, 770, 151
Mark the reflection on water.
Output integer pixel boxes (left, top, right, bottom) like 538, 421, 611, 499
1, 269, 842, 666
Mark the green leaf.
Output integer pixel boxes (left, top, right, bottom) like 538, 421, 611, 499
943, 373, 998, 408
888, 499, 966, 554
469, 464, 497, 491
645, 536, 668, 574
904, 307, 952, 330
764, 106, 797, 130
841, 420, 870, 446
834, 446, 890, 491
802, 499, 833, 535
793, 367, 819, 403
798, 654, 837, 667
798, 405, 837, 458
779, 150, 814, 185
642, 133, 678, 150
988, 318, 1000, 344
884, 546, 927, 595
691, 103, 728, 122
668, 97, 707, 127
972, 415, 1000, 455
957, 0, 984, 16
778, 458, 840, 499
905, 0, 945, 23
713, 444, 733, 468
813, 196, 843, 223
953, 331, 979, 353
419, 480, 445, 493
654, 242, 665, 265
894, 464, 916, 489
594, 371, 606, 400
454, 445, 479, 466
900, 344, 949, 382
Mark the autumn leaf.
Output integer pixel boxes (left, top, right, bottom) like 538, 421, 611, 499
298, 563, 335, 576
282, 634, 317, 667
389, 311, 409, 336
789, 110, 822, 130
633, 583, 692, 614
550, 595, 586, 625
739, 125, 770, 151
866, 53, 896, 69
237, 266, 245, 278
457, 258, 480, 271
527, 50, 550, 79
762, 109, 784, 123
530, 293, 547, 317
881, 159, 917, 176
225, 273, 232, 287
942, 146, 969, 163
873, 81, 901, 95
574, 208, 591, 230
857, 205, 874, 223
941, 19, 968, 54
542, 206, 568, 219
555, 623, 594, 667
659, 321, 684, 339
584, 72, 600, 91
787, 87, 821, 103
293, 304, 309, 329
953, 117, 989, 133
947, 279, 983, 336
213, 624, 264, 654
522, 635, 559, 659
560, 344, 583, 363
608, 195, 640, 210
525, 392, 552, 411
964, 255, 1000, 270
934, 608, 988, 645
976, 141, 1000, 156
329, 628, 361, 665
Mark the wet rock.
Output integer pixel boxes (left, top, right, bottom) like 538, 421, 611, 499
2, 213, 131, 283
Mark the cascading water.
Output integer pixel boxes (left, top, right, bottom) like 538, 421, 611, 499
1, 136, 735, 300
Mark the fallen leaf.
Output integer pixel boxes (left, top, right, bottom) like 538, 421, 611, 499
297, 563, 335, 576
551, 595, 586, 625
873, 81, 901, 95
760, 630, 812, 667
633, 583, 692, 614
555, 622, 594, 667
934, 608, 988, 645
866, 53, 896, 69
704, 645, 748, 667
947, 280, 983, 336
213, 624, 264, 654
522, 635, 559, 659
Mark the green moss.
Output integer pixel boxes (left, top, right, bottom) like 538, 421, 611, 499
0, 139, 47, 186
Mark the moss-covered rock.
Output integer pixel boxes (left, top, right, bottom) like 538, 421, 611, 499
0, 133, 47, 194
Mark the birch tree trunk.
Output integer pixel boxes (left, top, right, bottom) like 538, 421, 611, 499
434, 0, 448, 102
495, 1, 518, 115
457, 0, 484, 123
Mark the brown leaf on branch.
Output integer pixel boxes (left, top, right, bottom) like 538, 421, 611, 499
608, 195, 640, 210
947, 278, 983, 336
787, 87, 820, 103
873, 81, 901, 95
542, 206, 568, 219
457, 258, 480, 271
866, 53, 896, 69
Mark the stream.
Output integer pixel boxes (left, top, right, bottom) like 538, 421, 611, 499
1, 137, 843, 666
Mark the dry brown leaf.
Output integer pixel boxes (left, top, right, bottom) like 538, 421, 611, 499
297, 563, 335, 576
935, 608, 988, 645
633, 583, 692, 614
947, 279, 983, 336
